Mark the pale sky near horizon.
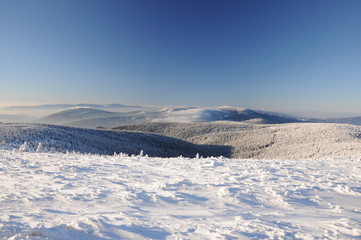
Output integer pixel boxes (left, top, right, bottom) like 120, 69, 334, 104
1, 0, 361, 117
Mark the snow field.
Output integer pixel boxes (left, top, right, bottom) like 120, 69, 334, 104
0, 150, 361, 239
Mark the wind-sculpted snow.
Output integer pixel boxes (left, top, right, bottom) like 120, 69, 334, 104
116, 122, 361, 159
0, 150, 360, 239
0, 123, 227, 157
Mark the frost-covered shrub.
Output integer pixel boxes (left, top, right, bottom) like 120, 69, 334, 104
36, 142, 43, 153
19, 142, 29, 152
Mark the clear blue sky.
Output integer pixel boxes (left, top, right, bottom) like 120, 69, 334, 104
1, 0, 361, 116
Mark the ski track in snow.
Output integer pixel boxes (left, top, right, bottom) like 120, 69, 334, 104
0, 150, 361, 239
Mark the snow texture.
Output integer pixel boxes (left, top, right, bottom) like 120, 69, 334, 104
0, 150, 360, 239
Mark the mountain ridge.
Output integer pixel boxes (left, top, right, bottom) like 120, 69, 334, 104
0, 123, 228, 157
115, 121, 361, 159
1, 103, 143, 110
34, 106, 303, 128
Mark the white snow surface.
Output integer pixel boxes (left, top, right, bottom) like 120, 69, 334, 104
1, 150, 361, 239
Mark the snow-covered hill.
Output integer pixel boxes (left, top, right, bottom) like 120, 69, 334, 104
0, 104, 146, 124
0, 123, 224, 157
155, 106, 301, 124
2, 103, 142, 111
65, 111, 162, 128
35, 106, 302, 128
1, 150, 360, 239
7, 103, 361, 128
35, 108, 124, 125
0, 114, 35, 123
327, 116, 361, 125
116, 122, 361, 159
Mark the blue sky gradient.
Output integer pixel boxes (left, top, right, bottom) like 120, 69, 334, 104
1, 0, 361, 117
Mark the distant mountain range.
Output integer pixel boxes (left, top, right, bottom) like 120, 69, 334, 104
3, 104, 361, 128
326, 116, 361, 125
34, 108, 160, 128
36, 108, 123, 125
31, 106, 302, 128
0, 114, 35, 123
155, 106, 302, 124
2, 103, 142, 110
2, 104, 361, 159
0, 104, 146, 126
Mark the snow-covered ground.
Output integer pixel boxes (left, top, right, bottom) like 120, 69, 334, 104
1, 150, 360, 239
